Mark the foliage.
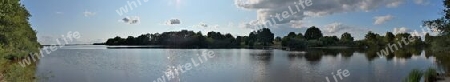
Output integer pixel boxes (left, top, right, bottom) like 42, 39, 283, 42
105, 28, 275, 48
340, 32, 354, 43
304, 26, 323, 40
404, 69, 423, 82
403, 68, 438, 82
424, 68, 437, 82
0, 0, 41, 81
422, 0, 450, 51
385, 32, 395, 43
249, 28, 275, 46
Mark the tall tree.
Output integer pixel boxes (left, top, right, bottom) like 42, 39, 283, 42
256, 28, 275, 46
287, 32, 297, 38
385, 32, 395, 43
305, 26, 323, 40
340, 32, 354, 42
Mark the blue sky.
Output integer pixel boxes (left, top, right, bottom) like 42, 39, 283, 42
21, 0, 443, 44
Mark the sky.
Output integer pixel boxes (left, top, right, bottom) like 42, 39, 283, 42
21, 0, 443, 44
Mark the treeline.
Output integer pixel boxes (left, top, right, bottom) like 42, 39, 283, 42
102, 26, 427, 49
277, 26, 424, 49
103, 28, 274, 48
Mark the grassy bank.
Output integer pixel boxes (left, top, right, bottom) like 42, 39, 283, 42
1, 0, 41, 81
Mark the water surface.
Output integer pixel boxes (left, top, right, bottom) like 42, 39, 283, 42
36, 45, 438, 82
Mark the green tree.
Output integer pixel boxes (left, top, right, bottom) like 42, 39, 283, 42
274, 36, 282, 42
364, 31, 381, 47
254, 28, 274, 46
320, 36, 339, 46
305, 26, 323, 40
425, 33, 432, 45
423, 0, 450, 35
296, 33, 304, 39
287, 32, 297, 38
340, 32, 354, 42
0, 0, 41, 81
385, 32, 395, 43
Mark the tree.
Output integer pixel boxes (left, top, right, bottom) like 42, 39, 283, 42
305, 26, 323, 40
275, 36, 282, 42
247, 32, 257, 46
423, 0, 450, 35
256, 28, 275, 46
385, 32, 395, 43
425, 33, 432, 45
340, 32, 354, 42
296, 33, 304, 39
126, 36, 136, 45
287, 32, 297, 38
364, 31, 381, 47
422, 0, 450, 51
365, 31, 378, 41
320, 36, 339, 45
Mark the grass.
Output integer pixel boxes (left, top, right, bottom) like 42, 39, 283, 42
404, 68, 438, 82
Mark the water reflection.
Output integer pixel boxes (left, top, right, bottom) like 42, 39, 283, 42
249, 50, 273, 82
285, 47, 427, 62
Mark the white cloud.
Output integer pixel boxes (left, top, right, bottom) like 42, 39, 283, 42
289, 20, 307, 28
374, 15, 394, 25
321, 22, 371, 39
393, 27, 409, 34
324, 22, 347, 33
235, 0, 405, 25
119, 16, 140, 24
84, 11, 96, 17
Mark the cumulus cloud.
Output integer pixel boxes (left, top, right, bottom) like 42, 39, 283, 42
120, 16, 140, 24
166, 19, 181, 25
374, 15, 394, 25
235, 0, 405, 26
324, 22, 349, 33
321, 22, 371, 39
323, 22, 370, 34
83, 11, 96, 17
290, 20, 306, 28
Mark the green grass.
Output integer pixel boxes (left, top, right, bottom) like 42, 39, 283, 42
404, 69, 423, 82
404, 68, 438, 82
